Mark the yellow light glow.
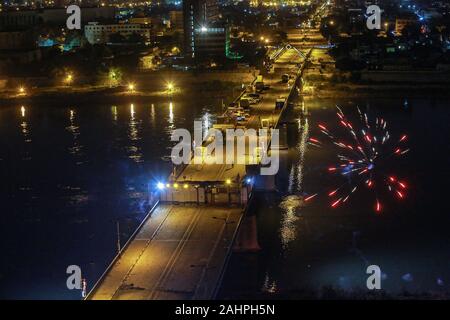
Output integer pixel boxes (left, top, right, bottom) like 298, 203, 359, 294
226, 179, 231, 185
65, 73, 73, 85
183, 184, 188, 189
128, 83, 135, 91
173, 183, 179, 189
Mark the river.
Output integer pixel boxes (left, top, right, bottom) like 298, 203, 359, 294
1, 95, 449, 299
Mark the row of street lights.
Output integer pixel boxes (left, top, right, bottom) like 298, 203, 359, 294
259, 36, 271, 44
16, 76, 175, 96
126, 81, 175, 94
156, 178, 250, 191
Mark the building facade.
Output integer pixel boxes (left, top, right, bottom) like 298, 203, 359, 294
194, 25, 228, 60
169, 10, 183, 31
84, 22, 151, 44
182, 0, 220, 59
0, 7, 116, 30
0, 29, 36, 50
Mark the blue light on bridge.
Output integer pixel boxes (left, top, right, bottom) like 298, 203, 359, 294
157, 182, 165, 190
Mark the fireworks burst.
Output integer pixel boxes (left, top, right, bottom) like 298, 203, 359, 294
306, 106, 409, 213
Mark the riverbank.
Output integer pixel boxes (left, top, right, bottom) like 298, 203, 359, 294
0, 69, 257, 107
303, 49, 450, 99
0, 85, 235, 106
312, 83, 450, 99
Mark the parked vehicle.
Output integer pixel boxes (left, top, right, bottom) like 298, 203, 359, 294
239, 98, 251, 109
261, 118, 271, 129
242, 95, 259, 104
255, 75, 264, 91
246, 93, 260, 99
275, 98, 285, 109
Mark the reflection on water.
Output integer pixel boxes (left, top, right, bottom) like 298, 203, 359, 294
127, 103, 143, 163
169, 102, 174, 123
261, 272, 277, 293
150, 103, 155, 126
19, 106, 32, 161
111, 106, 118, 122
279, 195, 301, 249
66, 109, 84, 159
281, 113, 309, 250
288, 117, 309, 194
20, 106, 31, 142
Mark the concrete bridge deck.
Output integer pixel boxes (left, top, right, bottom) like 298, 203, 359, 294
88, 204, 243, 300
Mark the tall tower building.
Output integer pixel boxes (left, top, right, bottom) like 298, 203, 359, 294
183, 0, 219, 59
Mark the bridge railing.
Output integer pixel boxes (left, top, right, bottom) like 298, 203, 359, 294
85, 200, 160, 300
268, 48, 314, 151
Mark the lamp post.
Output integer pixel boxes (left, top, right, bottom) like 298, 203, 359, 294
116, 221, 121, 254
166, 82, 174, 96
64, 73, 73, 86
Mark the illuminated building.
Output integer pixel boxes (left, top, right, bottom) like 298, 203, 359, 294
84, 22, 152, 44
182, 0, 220, 60
194, 23, 229, 60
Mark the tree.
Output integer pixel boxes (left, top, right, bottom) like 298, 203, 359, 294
109, 32, 126, 44
128, 32, 145, 44
107, 67, 122, 87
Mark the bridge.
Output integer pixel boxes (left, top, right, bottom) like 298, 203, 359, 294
87, 11, 330, 300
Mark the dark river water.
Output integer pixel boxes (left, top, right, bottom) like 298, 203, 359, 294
1, 95, 449, 299
0, 98, 220, 299
219, 97, 450, 299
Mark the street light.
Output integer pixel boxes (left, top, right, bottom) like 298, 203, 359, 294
166, 82, 175, 95
128, 82, 135, 93
18, 86, 26, 95
157, 182, 165, 190
64, 73, 73, 86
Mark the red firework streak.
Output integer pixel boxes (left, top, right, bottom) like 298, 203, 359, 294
305, 105, 409, 213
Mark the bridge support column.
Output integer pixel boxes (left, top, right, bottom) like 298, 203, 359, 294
254, 174, 276, 192
233, 215, 261, 253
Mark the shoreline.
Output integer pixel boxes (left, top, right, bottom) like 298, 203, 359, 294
0, 68, 257, 107
4, 82, 450, 106
0, 85, 236, 107
311, 83, 450, 99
